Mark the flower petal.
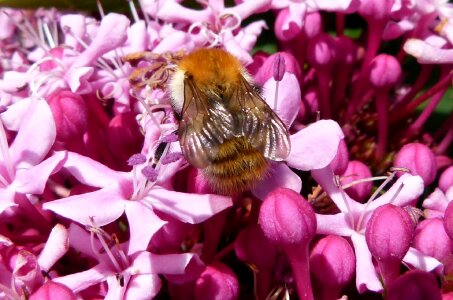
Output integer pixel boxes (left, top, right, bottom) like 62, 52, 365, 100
252, 162, 302, 200
403, 247, 443, 272
53, 264, 110, 292
370, 174, 424, 209
127, 252, 204, 275
350, 232, 383, 293
316, 213, 354, 236
37, 224, 69, 272
43, 188, 126, 226
124, 274, 162, 300
12, 151, 67, 195
10, 100, 56, 169
147, 187, 232, 224
287, 120, 344, 170
125, 201, 167, 255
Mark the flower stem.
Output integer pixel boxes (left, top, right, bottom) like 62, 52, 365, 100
285, 245, 314, 300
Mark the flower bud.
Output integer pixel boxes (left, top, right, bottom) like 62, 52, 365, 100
306, 33, 336, 71
439, 166, 453, 193
259, 188, 316, 245
366, 204, 415, 262
386, 270, 442, 300
330, 139, 349, 175
414, 218, 452, 260
274, 8, 302, 41
444, 201, 453, 240
394, 143, 437, 186
108, 112, 143, 165
195, 262, 239, 300
47, 90, 88, 142
368, 54, 401, 89
310, 235, 355, 294
341, 160, 372, 202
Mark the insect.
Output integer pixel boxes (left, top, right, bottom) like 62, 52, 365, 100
169, 48, 291, 195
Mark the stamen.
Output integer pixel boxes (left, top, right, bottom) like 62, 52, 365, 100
96, 0, 105, 18
137, 0, 151, 24
218, 11, 241, 32
128, 0, 141, 23
128, 153, 147, 166
88, 219, 123, 273
334, 175, 355, 228
42, 21, 56, 48
141, 166, 158, 182
341, 176, 388, 190
161, 152, 183, 165
160, 132, 179, 143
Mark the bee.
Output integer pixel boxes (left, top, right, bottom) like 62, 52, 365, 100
169, 48, 290, 195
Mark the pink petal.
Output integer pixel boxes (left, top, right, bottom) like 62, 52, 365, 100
1, 98, 32, 131
224, 0, 272, 20
262, 73, 301, 127
235, 21, 267, 52
10, 100, 56, 169
54, 264, 110, 292
12, 151, 67, 194
66, 223, 100, 258
314, 0, 358, 13
287, 120, 344, 170
0, 71, 30, 94
60, 14, 87, 50
37, 224, 69, 272
403, 247, 443, 272
316, 213, 355, 236
43, 188, 126, 226
370, 174, 424, 209
155, 1, 213, 23
0, 188, 18, 214
404, 38, 453, 64
147, 187, 232, 224
66, 66, 94, 94
125, 201, 167, 255
124, 274, 162, 300
423, 188, 450, 213
153, 31, 194, 54
63, 152, 125, 188
350, 232, 383, 293
70, 13, 130, 69
252, 162, 302, 200
127, 252, 204, 275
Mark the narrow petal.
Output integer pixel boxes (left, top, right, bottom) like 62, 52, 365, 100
252, 162, 302, 200
124, 274, 162, 300
125, 201, 167, 255
287, 120, 344, 170
316, 213, 354, 236
154, 1, 212, 23
12, 151, 67, 194
147, 187, 232, 224
423, 188, 450, 213
10, 100, 56, 169
63, 152, 125, 188
403, 247, 443, 272
66, 223, 100, 258
37, 224, 69, 272
0, 188, 18, 214
262, 73, 301, 127
224, 0, 272, 20
1, 98, 32, 131
43, 188, 126, 226
404, 39, 453, 64
350, 232, 383, 293
370, 174, 424, 209
53, 264, 110, 292
127, 252, 204, 275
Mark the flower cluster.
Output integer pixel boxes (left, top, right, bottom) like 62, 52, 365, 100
0, 0, 451, 299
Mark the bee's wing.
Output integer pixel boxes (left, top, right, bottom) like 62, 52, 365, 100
178, 76, 235, 168
230, 77, 291, 161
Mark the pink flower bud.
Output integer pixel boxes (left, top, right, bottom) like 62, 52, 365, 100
47, 90, 88, 142
394, 143, 437, 186
366, 204, 415, 285
108, 112, 143, 165
335, 36, 357, 66
30, 281, 76, 300
386, 270, 442, 300
259, 188, 316, 245
366, 204, 414, 262
303, 12, 322, 38
330, 139, 349, 175
195, 262, 239, 300
358, 0, 393, 21
444, 201, 453, 240
310, 235, 355, 299
274, 8, 302, 41
306, 33, 336, 70
414, 218, 452, 260
341, 160, 372, 202
368, 54, 402, 89
439, 166, 453, 193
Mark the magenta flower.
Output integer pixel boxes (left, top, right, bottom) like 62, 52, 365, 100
43, 151, 232, 255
